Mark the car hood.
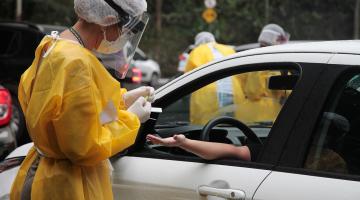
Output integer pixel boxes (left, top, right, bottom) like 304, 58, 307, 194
6, 143, 33, 159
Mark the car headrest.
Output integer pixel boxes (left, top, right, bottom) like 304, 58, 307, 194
322, 112, 350, 136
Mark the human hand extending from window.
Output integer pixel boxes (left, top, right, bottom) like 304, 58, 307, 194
146, 134, 186, 147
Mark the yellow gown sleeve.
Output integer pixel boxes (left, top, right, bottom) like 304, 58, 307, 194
18, 74, 28, 114
184, 52, 197, 73
51, 62, 140, 166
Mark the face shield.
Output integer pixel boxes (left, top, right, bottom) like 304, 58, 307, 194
95, 50, 129, 79
99, 0, 149, 79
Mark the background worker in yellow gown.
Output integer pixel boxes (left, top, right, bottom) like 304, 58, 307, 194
10, 0, 152, 200
185, 32, 244, 125
236, 24, 291, 124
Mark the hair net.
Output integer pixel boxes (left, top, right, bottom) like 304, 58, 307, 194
74, 0, 147, 26
258, 24, 290, 46
194, 32, 216, 46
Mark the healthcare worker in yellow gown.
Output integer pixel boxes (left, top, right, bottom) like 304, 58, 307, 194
185, 32, 244, 125
235, 24, 291, 124
10, 0, 152, 199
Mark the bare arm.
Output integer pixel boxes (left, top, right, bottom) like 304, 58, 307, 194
146, 134, 251, 161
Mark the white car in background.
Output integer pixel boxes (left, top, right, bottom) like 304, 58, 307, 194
2, 41, 360, 200
133, 48, 161, 86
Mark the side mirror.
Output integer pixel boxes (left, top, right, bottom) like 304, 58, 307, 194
268, 74, 299, 90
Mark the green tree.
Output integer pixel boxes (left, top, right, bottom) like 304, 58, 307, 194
0, 0, 357, 76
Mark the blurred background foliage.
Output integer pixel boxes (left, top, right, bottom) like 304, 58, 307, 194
0, 0, 359, 76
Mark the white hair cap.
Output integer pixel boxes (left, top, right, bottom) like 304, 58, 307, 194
258, 24, 289, 46
194, 32, 216, 46
74, 0, 147, 26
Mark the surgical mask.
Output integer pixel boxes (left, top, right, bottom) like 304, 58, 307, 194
95, 28, 126, 54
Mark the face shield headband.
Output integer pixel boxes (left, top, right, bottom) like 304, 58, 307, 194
101, 0, 149, 79
104, 0, 148, 34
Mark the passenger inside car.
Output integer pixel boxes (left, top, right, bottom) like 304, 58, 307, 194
305, 74, 360, 175
305, 112, 349, 173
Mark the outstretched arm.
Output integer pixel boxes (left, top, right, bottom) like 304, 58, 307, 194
146, 134, 251, 161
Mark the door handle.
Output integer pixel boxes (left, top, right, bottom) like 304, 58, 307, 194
198, 185, 245, 200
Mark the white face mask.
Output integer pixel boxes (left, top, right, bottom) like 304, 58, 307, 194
95, 28, 126, 54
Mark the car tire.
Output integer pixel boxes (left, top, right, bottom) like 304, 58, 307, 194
150, 73, 159, 87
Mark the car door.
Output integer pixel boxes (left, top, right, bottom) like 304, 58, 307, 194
253, 56, 360, 200
110, 53, 331, 200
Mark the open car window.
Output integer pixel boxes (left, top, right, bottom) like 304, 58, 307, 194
149, 67, 300, 162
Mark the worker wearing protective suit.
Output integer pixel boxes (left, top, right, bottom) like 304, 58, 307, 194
10, 0, 151, 199
236, 24, 290, 123
185, 32, 243, 125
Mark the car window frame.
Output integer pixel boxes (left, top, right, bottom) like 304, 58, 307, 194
276, 64, 360, 181
129, 60, 323, 170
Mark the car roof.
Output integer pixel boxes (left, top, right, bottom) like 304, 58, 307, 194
0, 21, 67, 35
234, 43, 260, 52
231, 40, 360, 58
5, 143, 33, 159
156, 40, 360, 95
0, 21, 40, 32
35, 24, 67, 35
234, 40, 322, 52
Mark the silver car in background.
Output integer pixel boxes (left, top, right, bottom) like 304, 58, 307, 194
133, 48, 161, 87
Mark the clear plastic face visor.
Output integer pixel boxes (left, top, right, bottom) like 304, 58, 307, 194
101, 14, 149, 79
116, 14, 148, 79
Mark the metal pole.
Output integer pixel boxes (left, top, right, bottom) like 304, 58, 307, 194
16, 0, 22, 21
354, 0, 360, 39
265, 0, 270, 23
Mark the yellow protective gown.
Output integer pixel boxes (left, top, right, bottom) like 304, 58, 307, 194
185, 43, 244, 125
10, 36, 140, 200
235, 71, 286, 124
185, 43, 287, 125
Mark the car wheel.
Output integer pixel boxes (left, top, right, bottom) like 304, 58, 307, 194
150, 73, 159, 87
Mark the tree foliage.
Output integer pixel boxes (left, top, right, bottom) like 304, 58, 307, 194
0, 0, 357, 76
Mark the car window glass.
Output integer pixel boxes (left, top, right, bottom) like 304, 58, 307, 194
304, 73, 360, 175
0, 30, 21, 56
154, 68, 298, 161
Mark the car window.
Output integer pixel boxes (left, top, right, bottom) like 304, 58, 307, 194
304, 73, 360, 175
0, 29, 21, 56
153, 68, 298, 160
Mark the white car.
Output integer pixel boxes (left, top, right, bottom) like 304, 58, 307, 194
1, 41, 360, 200
133, 48, 161, 86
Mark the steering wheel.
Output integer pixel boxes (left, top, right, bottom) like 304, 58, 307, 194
201, 116, 263, 145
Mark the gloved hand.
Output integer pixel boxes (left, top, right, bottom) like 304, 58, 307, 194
127, 96, 152, 123
123, 86, 155, 109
